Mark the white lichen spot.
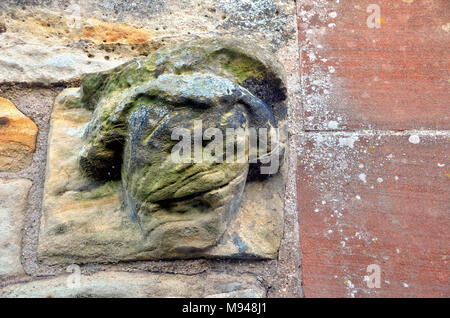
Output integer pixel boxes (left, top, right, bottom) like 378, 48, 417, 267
338, 135, 359, 148
408, 135, 420, 144
329, 11, 337, 18
344, 280, 357, 297
403, 282, 409, 288
395, 176, 399, 181
359, 173, 367, 183
307, 51, 317, 62
345, 279, 355, 288
327, 120, 339, 129
377, 177, 383, 183
437, 163, 445, 168
355, 195, 361, 200
328, 66, 336, 73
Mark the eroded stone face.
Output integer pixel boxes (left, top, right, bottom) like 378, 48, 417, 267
38, 38, 288, 263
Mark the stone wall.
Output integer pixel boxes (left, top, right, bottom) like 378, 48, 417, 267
4, 0, 446, 299
0, 0, 302, 298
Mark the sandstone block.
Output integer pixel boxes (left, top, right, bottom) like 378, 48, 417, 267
0, 97, 37, 172
0, 178, 32, 277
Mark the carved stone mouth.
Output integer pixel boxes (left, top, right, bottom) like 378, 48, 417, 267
152, 188, 213, 207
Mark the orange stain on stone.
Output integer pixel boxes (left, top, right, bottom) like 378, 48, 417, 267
8, 14, 152, 46
0, 97, 37, 151
81, 23, 151, 44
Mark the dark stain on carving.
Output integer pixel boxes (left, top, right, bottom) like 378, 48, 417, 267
241, 76, 287, 121
232, 232, 249, 254
0, 117, 10, 127
154, 65, 166, 78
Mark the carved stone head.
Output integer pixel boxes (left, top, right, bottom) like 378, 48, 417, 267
40, 39, 287, 260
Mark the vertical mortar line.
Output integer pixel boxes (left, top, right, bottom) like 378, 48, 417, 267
292, 0, 305, 298
294, 0, 306, 131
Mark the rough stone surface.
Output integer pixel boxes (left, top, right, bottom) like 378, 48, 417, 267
0, 34, 127, 84
0, 271, 265, 298
0, 97, 38, 172
38, 39, 287, 264
0, 178, 32, 277
0, 0, 302, 298
0, 0, 296, 84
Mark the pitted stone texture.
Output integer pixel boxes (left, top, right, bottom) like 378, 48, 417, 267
0, 271, 265, 298
0, 35, 127, 84
0, 178, 32, 277
0, 1, 296, 84
0, 97, 37, 172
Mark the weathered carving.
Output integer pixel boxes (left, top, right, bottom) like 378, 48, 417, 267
38, 38, 288, 263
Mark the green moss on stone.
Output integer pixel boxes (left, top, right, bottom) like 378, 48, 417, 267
210, 48, 266, 84
174, 65, 193, 75
81, 72, 110, 110
103, 63, 154, 97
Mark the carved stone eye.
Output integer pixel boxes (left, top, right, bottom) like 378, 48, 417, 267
38, 38, 287, 263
